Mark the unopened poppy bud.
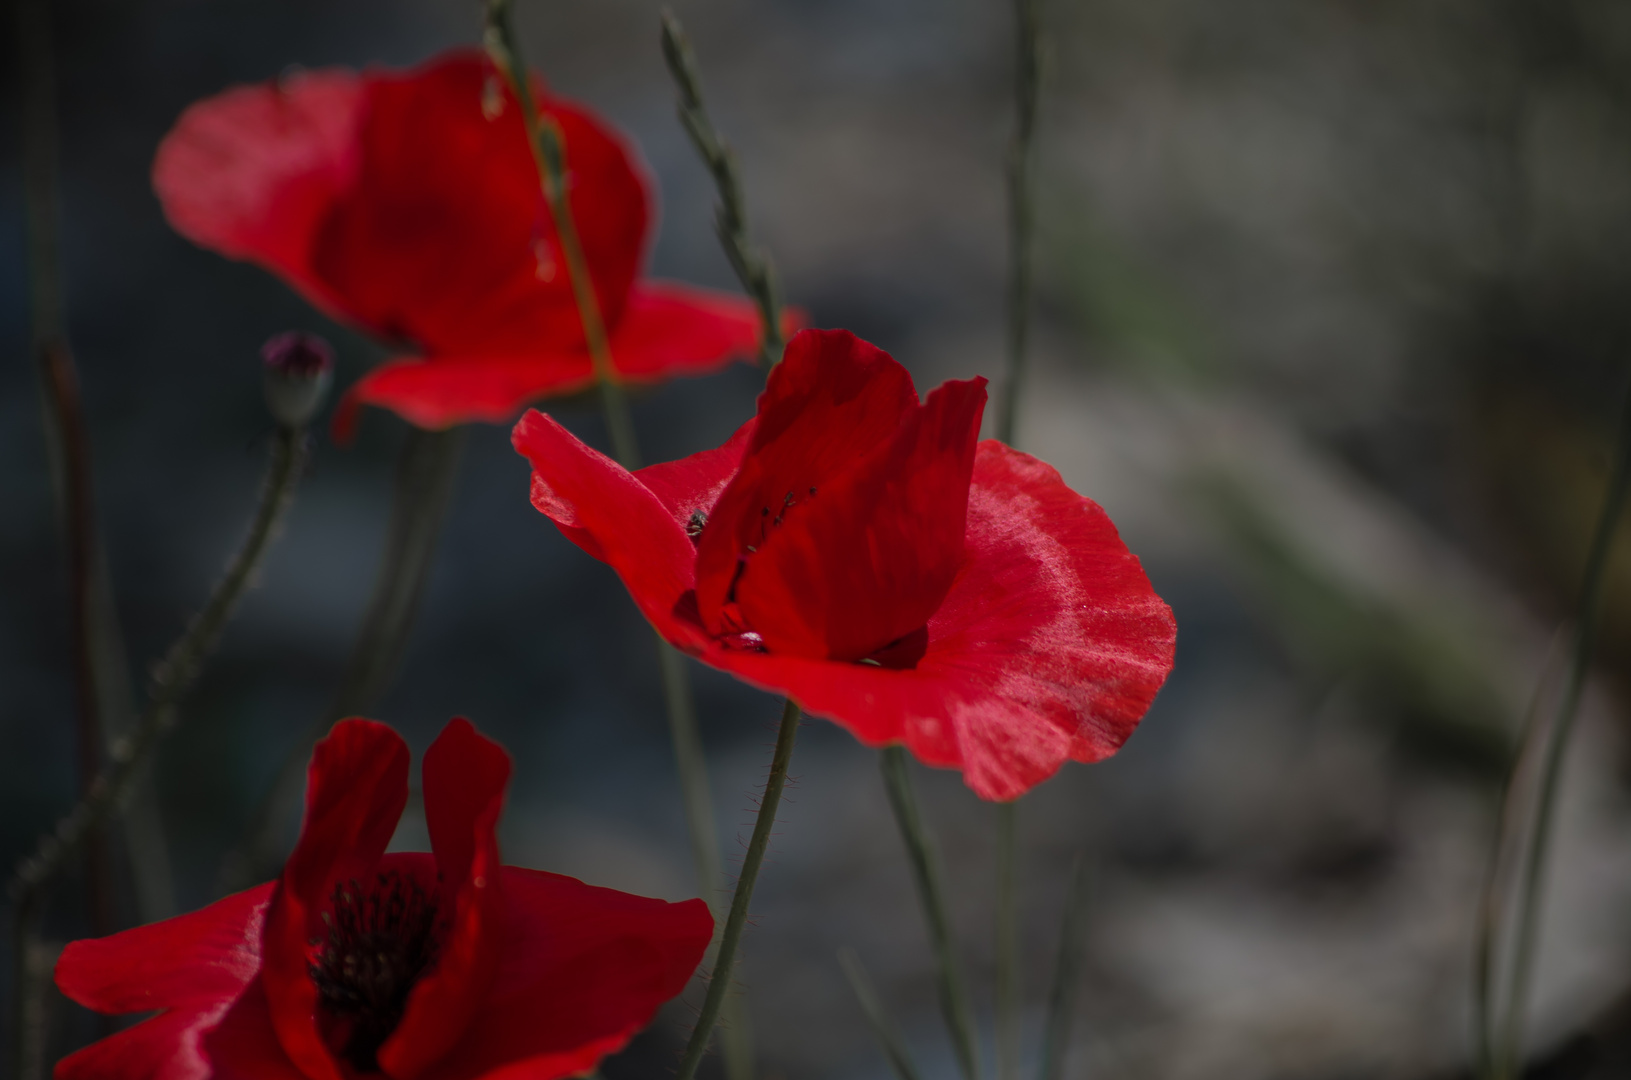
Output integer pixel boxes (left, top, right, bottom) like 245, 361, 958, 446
261, 331, 334, 427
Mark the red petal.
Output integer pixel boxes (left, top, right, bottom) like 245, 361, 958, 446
332, 282, 778, 437
605, 282, 765, 378
54, 885, 280, 1080
417, 869, 712, 1080
736, 376, 986, 660
380, 720, 511, 1078
56, 884, 271, 1014
688, 442, 1176, 800
693, 329, 919, 634
152, 68, 364, 321
512, 410, 711, 651
633, 418, 757, 533
263, 719, 410, 1080
309, 52, 647, 358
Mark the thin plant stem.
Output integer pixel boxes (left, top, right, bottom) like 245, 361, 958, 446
659, 9, 785, 367
996, 6, 1041, 1068
11, 422, 310, 1079
217, 425, 463, 893
673, 698, 802, 1080
1037, 853, 1089, 1080
995, 800, 1021, 1080
839, 947, 926, 1080
1472, 632, 1564, 1080
997, 0, 1041, 448
483, 7, 753, 1074
880, 745, 982, 1080
1495, 377, 1631, 1079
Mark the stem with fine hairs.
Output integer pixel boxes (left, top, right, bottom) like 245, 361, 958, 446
659, 9, 786, 367
483, 6, 752, 1075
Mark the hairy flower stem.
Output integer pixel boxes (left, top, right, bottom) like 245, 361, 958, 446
881, 746, 982, 1080
674, 699, 801, 1080
995, 4, 1041, 1074
217, 426, 463, 893
839, 947, 925, 1080
1493, 378, 1631, 1079
1037, 853, 1088, 1080
659, 10, 785, 367
484, 7, 751, 1074
10, 422, 310, 1079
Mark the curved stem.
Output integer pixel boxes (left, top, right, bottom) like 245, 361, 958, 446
674, 698, 802, 1080
11, 422, 309, 1078
1496, 378, 1631, 1078
659, 9, 785, 366
881, 746, 982, 1080
217, 425, 463, 893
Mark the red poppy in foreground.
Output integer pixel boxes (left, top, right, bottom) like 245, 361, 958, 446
54, 718, 712, 1080
514, 329, 1177, 800
154, 50, 778, 435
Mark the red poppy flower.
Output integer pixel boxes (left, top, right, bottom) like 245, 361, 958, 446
54, 718, 712, 1080
153, 50, 778, 435
513, 328, 1177, 800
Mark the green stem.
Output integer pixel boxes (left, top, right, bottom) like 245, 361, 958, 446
881, 746, 982, 1080
11, 422, 309, 1078
658, 9, 785, 367
674, 699, 802, 1080
997, 0, 1041, 448
1496, 379, 1631, 1078
483, 7, 753, 1073
1037, 853, 1088, 1080
996, 800, 1021, 1080
839, 947, 925, 1080
216, 425, 463, 894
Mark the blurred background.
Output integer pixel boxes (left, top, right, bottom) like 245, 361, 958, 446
6, 0, 1631, 1077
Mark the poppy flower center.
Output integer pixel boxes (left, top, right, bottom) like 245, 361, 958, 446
308, 870, 442, 1073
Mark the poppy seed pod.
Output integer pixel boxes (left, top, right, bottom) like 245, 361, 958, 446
261, 331, 334, 427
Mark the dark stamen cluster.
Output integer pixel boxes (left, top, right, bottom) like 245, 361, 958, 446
308, 871, 441, 1073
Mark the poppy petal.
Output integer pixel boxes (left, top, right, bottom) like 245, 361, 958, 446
380, 721, 511, 1078
605, 282, 769, 379
308, 53, 647, 358
633, 418, 757, 533
693, 329, 919, 633
264, 719, 410, 1080
152, 68, 364, 321
417, 869, 713, 1080
55, 884, 271, 1014
736, 376, 986, 660
513, 410, 710, 650
689, 442, 1176, 800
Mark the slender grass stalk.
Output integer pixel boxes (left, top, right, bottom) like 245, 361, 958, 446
1037, 853, 1089, 1080
839, 947, 926, 1080
1494, 378, 1631, 1079
216, 425, 464, 893
997, 0, 1041, 448
658, 9, 785, 367
995, 8, 1042, 1072
1472, 634, 1564, 1079
995, 800, 1021, 1080
672, 699, 800, 1080
881, 746, 982, 1080
11, 420, 311, 1079
483, 7, 754, 1073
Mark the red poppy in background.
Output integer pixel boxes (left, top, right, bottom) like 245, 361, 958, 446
154, 50, 777, 435
54, 718, 712, 1080
514, 328, 1177, 800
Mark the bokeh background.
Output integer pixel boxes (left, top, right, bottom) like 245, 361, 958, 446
7, 0, 1631, 1077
